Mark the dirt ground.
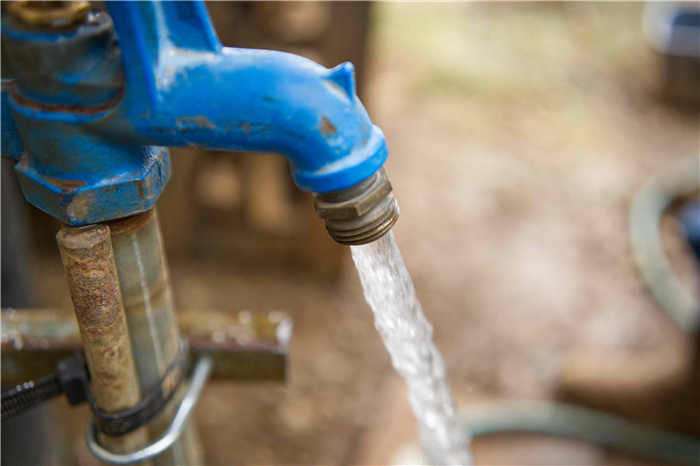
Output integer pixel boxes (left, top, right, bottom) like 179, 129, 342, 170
15, 3, 699, 465
179, 4, 699, 464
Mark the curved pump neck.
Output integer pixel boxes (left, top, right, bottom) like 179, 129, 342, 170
3, 1, 399, 243
105, 1, 401, 245
104, 0, 390, 195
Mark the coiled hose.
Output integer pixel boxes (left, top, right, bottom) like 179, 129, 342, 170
462, 400, 700, 464
629, 155, 700, 333
460, 155, 700, 465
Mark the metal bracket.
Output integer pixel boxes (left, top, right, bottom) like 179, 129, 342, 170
1, 308, 292, 386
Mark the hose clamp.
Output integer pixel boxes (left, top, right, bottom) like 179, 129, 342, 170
90, 339, 189, 436
86, 357, 213, 465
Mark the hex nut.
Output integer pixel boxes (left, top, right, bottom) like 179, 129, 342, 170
313, 168, 393, 220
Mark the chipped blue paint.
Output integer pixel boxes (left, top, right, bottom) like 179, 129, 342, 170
0, 1, 388, 226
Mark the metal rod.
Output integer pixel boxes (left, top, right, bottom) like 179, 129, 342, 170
107, 208, 201, 465
87, 357, 213, 465
56, 224, 149, 455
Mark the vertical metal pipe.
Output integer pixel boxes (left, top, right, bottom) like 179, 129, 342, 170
107, 208, 201, 465
56, 224, 149, 455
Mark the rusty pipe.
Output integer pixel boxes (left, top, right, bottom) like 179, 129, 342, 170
56, 224, 149, 455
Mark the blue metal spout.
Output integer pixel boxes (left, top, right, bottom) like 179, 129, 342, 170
1, 0, 392, 227
107, 0, 388, 193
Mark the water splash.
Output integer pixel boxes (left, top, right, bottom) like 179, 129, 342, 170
351, 231, 472, 465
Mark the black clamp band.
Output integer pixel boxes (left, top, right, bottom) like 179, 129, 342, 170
2, 340, 189, 436
90, 339, 189, 437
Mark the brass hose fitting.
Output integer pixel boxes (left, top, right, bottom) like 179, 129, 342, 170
8, 1, 91, 29
313, 168, 399, 246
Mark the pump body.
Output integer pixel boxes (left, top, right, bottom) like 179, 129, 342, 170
2, 0, 395, 240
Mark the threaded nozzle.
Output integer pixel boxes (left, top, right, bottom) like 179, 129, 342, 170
313, 168, 400, 246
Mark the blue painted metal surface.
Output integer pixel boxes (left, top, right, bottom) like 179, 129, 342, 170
1, 80, 24, 161
679, 199, 700, 263
1, 1, 388, 226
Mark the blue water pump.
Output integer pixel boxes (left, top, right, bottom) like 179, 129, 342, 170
1, 0, 398, 245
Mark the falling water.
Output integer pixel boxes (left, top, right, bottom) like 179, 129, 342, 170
351, 231, 472, 465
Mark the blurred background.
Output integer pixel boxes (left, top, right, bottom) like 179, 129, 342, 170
2, 1, 699, 465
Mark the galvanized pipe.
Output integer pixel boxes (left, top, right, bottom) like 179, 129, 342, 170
56, 224, 149, 455
107, 208, 201, 465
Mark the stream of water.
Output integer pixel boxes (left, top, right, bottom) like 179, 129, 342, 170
351, 231, 472, 465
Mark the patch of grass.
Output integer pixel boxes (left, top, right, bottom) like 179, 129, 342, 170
371, 2, 651, 106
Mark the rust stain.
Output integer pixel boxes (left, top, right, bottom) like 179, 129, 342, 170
65, 191, 91, 222
56, 224, 142, 415
175, 115, 216, 130
1, 79, 16, 92
106, 209, 154, 236
319, 116, 337, 137
195, 116, 213, 128
135, 179, 145, 200
56, 226, 121, 335
10, 90, 123, 115
241, 122, 251, 134
45, 176, 87, 190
